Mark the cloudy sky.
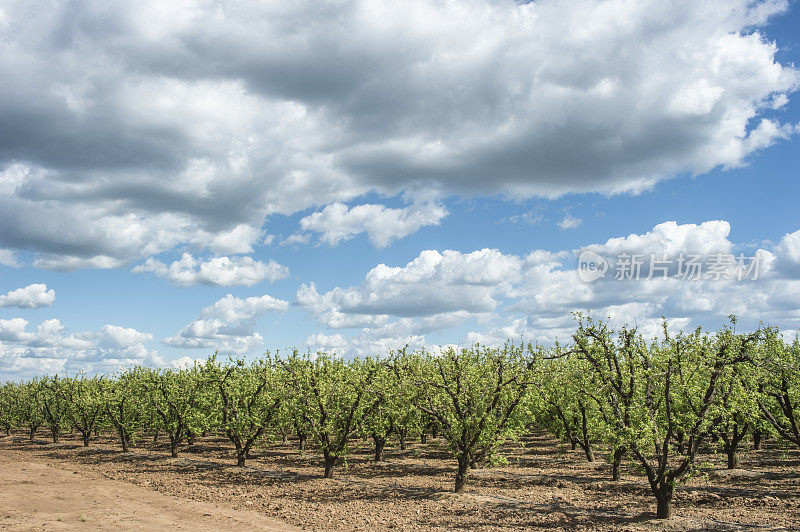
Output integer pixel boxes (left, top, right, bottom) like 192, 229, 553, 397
1, 0, 799, 379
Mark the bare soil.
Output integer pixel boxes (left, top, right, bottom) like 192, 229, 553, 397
1, 432, 798, 531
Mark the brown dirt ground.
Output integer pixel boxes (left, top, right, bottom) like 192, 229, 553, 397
0, 443, 298, 531
1, 431, 798, 531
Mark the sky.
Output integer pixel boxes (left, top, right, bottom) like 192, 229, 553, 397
1, 0, 799, 379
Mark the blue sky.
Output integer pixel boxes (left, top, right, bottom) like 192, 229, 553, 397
1, 0, 799, 379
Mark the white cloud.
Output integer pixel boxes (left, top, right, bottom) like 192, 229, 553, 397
97, 325, 153, 349
209, 225, 265, 255
199, 293, 290, 322
295, 220, 800, 354
304, 331, 427, 357
0, 283, 55, 309
280, 233, 312, 247
297, 248, 521, 327
777, 229, 800, 264
558, 215, 583, 230
165, 293, 289, 355
0, 0, 795, 267
299, 201, 448, 247
164, 322, 265, 355
0, 248, 19, 267
505, 210, 543, 225
132, 253, 288, 286
0, 318, 159, 379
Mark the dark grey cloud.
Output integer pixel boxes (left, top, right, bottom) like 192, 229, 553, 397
0, 0, 796, 268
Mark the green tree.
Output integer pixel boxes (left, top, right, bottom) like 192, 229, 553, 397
103, 368, 149, 452
708, 354, 761, 469
573, 316, 758, 519
282, 351, 378, 478
144, 366, 207, 458
205, 356, 283, 467
536, 354, 603, 462
398, 344, 530, 493
0, 383, 18, 436
753, 330, 800, 449
40, 376, 71, 443
16, 381, 43, 440
64, 374, 105, 447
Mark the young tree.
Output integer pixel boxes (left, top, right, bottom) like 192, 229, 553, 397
282, 351, 378, 478
144, 366, 206, 458
536, 354, 602, 462
40, 376, 71, 443
16, 381, 43, 440
398, 344, 530, 493
573, 316, 758, 519
103, 368, 148, 452
753, 330, 800, 449
0, 383, 18, 436
64, 375, 105, 447
361, 361, 401, 461
708, 357, 761, 469
277, 389, 314, 455
205, 356, 283, 467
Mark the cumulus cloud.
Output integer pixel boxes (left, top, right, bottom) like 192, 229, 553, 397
299, 201, 448, 247
132, 253, 288, 286
297, 249, 521, 327
165, 293, 289, 355
199, 293, 290, 322
0, 318, 159, 379
0, 283, 55, 309
0, 0, 796, 267
297, 220, 800, 354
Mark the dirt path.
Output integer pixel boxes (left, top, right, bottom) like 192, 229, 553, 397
0, 449, 299, 531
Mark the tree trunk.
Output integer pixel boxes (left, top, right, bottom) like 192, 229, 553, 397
153, 429, 159, 442
297, 433, 307, 455
323, 451, 336, 479
373, 434, 386, 461
399, 429, 408, 450
675, 429, 686, 455
570, 439, 577, 451
753, 429, 762, 451
420, 432, 427, 444
612, 447, 626, 481
581, 443, 594, 462
29, 427, 36, 440
119, 427, 129, 452
51, 427, 59, 443
726, 449, 738, 469
454, 455, 469, 493
82, 432, 90, 447
654, 484, 674, 519
169, 438, 178, 458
